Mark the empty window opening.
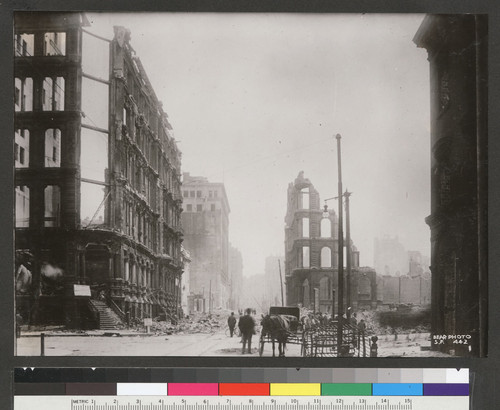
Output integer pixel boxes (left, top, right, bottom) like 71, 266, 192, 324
15, 129, 30, 168
14, 77, 33, 112
45, 129, 61, 167
44, 32, 66, 56
300, 187, 310, 209
302, 217, 310, 237
14, 33, 34, 56
44, 185, 61, 227
321, 218, 331, 238
301, 246, 310, 268
321, 247, 332, 268
42, 77, 65, 111
15, 186, 30, 227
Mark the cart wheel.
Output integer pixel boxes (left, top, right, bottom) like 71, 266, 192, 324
259, 335, 265, 357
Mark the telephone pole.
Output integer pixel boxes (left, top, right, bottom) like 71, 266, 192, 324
345, 190, 352, 321
336, 134, 344, 354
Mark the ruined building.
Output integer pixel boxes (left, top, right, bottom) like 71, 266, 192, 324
414, 15, 487, 356
181, 173, 231, 311
284, 172, 376, 314
14, 13, 184, 328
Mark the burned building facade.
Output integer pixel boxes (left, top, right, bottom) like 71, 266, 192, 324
284, 172, 377, 314
14, 13, 184, 328
414, 15, 487, 356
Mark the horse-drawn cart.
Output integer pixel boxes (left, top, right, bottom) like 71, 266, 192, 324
259, 306, 370, 357
259, 306, 305, 357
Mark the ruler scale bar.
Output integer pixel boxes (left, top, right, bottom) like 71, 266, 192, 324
14, 396, 468, 410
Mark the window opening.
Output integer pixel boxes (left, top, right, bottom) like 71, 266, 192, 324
302, 217, 310, 237
42, 77, 65, 111
44, 185, 61, 227
44, 129, 61, 167
321, 247, 332, 268
44, 32, 66, 56
302, 246, 310, 268
15, 129, 30, 168
15, 186, 30, 227
321, 218, 331, 238
14, 77, 33, 112
300, 187, 310, 209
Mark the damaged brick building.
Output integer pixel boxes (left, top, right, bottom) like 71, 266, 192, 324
14, 13, 184, 329
414, 15, 488, 356
284, 172, 377, 314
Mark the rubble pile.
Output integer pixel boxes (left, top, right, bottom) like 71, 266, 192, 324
150, 310, 231, 335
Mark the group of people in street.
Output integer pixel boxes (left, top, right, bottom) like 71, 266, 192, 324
227, 308, 256, 354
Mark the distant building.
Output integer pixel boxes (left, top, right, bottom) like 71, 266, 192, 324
229, 244, 243, 311
379, 274, 431, 306
181, 173, 230, 310
284, 172, 376, 314
374, 236, 407, 276
414, 14, 487, 356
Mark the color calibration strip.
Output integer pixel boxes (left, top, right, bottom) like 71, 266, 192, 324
14, 367, 469, 384
14, 382, 469, 397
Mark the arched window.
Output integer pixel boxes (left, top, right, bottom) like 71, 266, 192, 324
303, 279, 310, 307
319, 277, 330, 300
321, 218, 331, 238
321, 247, 331, 268
302, 217, 310, 237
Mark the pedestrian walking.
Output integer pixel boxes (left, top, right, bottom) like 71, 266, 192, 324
227, 312, 237, 337
238, 308, 256, 354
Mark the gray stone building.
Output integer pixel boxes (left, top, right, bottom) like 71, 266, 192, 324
181, 173, 231, 310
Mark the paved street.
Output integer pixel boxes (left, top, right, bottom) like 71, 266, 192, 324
16, 327, 445, 357
16, 328, 301, 357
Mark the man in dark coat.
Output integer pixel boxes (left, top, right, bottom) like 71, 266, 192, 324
227, 312, 237, 337
238, 308, 256, 354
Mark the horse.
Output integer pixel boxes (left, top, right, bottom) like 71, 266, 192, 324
260, 314, 299, 357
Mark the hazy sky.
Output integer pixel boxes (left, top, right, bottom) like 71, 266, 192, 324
84, 13, 430, 277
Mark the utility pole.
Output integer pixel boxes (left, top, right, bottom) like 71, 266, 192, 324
336, 134, 344, 354
278, 259, 284, 307
345, 190, 352, 321
209, 279, 212, 314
